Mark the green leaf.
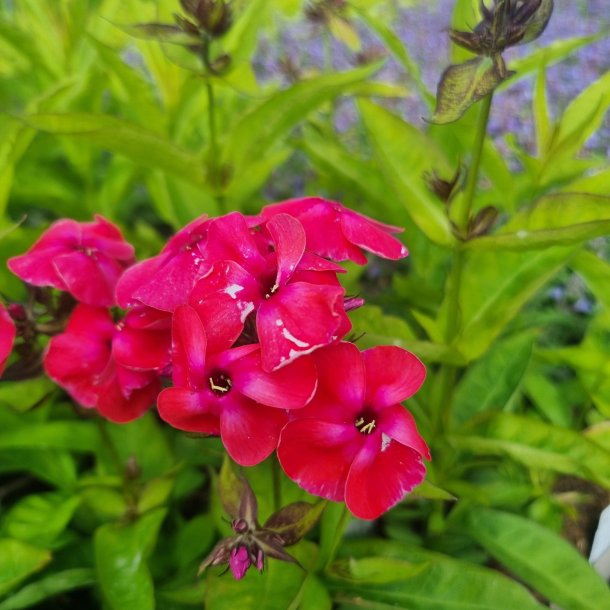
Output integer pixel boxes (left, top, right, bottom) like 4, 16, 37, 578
20, 113, 206, 186
0, 449, 76, 489
354, 6, 433, 107
506, 34, 602, 87
431, 57, 508, 125
0, 421, 101, 453
358, 100, 454, 246
102, 414, 174, 480
453, 332, 535, 425
411, 480, 456, 501
467, 193, 610, 251
222, 63, 382, 175
329, 539, 544, 610
95, 508, 167, 610
571, 249, 610, 310
173, 514, 216, 570
451, 245, 575, 360
0, 539, 51, 597
523, 371, 573, 427
453, 412, 610, 488
265, 501, 326, 546
3, 493, 81, 548
0, 569, 95, 610
463, 507, 610, 610
547, 69, 610, 160
328, 557, 427, 584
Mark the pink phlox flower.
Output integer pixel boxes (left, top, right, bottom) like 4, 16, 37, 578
44, 304, 161, 422
0, 302, 16, 376
8, 215, 134, 307
277, 342, 429, 520
261, 197, 408, 264
157, 304, 317, 466
190, 213, 349, 372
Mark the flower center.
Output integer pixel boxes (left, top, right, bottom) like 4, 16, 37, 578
354, 410, 377, 435
209, 371, 232, 395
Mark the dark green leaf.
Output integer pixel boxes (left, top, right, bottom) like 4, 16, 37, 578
453, 332, 535, 425
0, 422, 101, 453
95, 509, 167, 610
454, 412, 610, 488
358, 100, 454, 246
20, 113, 207, 187
464, 507, 610, 610
0, 569, 95, 610
431, 57, 508, 125
3, 493, 81, 548
222, 63, 382, 175
329, 539, 544, 610
0, 539, 51, 597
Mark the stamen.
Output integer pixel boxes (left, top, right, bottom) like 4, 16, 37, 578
355, 414, 376, 435
209, 372, 232, 395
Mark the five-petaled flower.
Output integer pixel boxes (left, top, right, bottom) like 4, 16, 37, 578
277, 342, 429, 520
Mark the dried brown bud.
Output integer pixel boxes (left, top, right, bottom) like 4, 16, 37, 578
450, 0, 553, 55
425, 166, 464, 204
180, 0, 232, 38
468, 205, 500, 238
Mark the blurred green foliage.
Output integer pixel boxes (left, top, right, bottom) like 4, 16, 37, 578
1, 0, 610, 608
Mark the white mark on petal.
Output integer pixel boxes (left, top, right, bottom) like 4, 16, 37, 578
238, 301, 255, 323
381, 433, 392, 452
224, 284, 243, 299
275, 319, 283, 326
282, 327, 310, 348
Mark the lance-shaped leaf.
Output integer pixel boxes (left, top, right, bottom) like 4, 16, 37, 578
453, 412, 610, 488
264, 501, 326, 546
463, 507, 610, 610
432, 56, 510, 124
118, 23, 199, 46
466, 193, 610, 251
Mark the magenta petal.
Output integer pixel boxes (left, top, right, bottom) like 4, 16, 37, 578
229, 348, 317, 409
97, 366, 159, 423
265, 214, 306, 287
277, 419, 360, 502
229, 547, 251, 580
363, 346, 426, 408
113, 325, 171, 371
345, 437, 426, 520
157, 386, 220, 435
257, 282, 344, 372
0, 304, 16, 376
54, 251, 118, 307
171, 305, 207, 388
341, 210, 408, 261
133, 249, 209, 312
115, 257, 166, 309
190, 261, 261, 354
8, 245, 70, 289
303, 343, 365, 421
220, 397, 287, 466
206, 213, 267, 276
379, 405, 431, 460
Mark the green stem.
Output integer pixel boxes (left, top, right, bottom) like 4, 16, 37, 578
202, 37, 224, 212
95, 419, 124, 475
433, 94, 493, 438
453, 93, 493, 231
271, 456, 282, 513
318, 503, 351, 571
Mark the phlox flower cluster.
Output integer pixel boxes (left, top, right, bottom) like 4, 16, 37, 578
4, 198, 430, 519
